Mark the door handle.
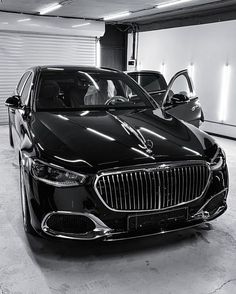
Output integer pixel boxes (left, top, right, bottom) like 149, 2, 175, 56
10, 109, 15, 114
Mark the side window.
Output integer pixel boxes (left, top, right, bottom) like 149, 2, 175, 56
129, 73, 167, 93
162, 70, 195, 107
21, 73, 33, 105
170, 75, 191, 99
17, 72, 30, 94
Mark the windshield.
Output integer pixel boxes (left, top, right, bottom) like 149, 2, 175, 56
36, 70, 154, 111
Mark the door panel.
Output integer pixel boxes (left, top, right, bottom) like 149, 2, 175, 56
15, 73, 33, 149
167, 97, 202, 127
162, 69, 202, 127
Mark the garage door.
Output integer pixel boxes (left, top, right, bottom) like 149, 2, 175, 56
0, 32, 96, 124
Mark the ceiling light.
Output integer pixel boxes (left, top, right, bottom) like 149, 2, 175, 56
156, 0, 192, 9
160, 62, 166, 77
39, 3, 62, 15
17, 18, 31, 22
47, 67, 64, 71
72, 22, 90, 28
103, 11, 131, 21
188, 63, 194, 80
1, 22, 8, 25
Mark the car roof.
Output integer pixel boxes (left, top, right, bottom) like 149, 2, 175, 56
27, 65, 120, 74
126, 70, 163, 75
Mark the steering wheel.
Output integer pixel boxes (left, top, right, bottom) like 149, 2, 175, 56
105, 96, 129, 105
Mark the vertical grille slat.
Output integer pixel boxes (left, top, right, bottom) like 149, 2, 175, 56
121, 174, 127, 210
116, 174, 123, 210
153, 172, 159, 209
111, 175, 118, 209
107, 176, 114, 208
157, 171, 162, 210
188, 167, 192, 201
160, 171, 165, 209
130, 173, 136, 210
139, 171, 145, 210
96, 163, 210, 211
144, 172, 149, 210
148, 172, 153, 209
125, 173, 132, 210
195, 166, 199, 198
134, 172, 140, 210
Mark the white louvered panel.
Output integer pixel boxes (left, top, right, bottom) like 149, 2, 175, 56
0, 32, 96, 124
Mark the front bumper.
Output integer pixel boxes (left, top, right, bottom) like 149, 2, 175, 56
24, 161, 229, 241
41, 188, 228, 241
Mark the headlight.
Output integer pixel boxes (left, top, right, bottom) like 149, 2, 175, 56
30, 159, 86, 187
210, 148, 226, 171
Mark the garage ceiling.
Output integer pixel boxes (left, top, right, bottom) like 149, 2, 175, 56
1, 0, 236, 24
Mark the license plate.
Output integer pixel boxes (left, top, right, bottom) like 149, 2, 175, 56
127, 208, 188, 231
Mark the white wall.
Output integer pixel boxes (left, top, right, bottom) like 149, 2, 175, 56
130, 20, 236, 138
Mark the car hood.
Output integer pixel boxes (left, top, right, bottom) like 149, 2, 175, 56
30, 108, 217, 173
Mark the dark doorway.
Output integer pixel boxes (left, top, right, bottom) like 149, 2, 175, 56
100, 24, 128, 71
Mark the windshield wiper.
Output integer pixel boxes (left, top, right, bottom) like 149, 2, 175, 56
37, 105, 152, 112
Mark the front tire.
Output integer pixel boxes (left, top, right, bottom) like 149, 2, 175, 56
20, 163, 36, 235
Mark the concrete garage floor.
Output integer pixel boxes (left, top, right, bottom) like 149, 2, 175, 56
0, 125, 236, 294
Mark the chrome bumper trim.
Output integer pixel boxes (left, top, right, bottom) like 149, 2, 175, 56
41, 211, 113, 240
190, 188, 228, 220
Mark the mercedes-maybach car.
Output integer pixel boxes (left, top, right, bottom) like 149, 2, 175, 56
5, 66, 228, 241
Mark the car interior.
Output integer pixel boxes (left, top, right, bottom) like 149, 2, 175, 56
37, 73, 151, 109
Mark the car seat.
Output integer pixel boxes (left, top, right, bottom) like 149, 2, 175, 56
38, 81, 65, 109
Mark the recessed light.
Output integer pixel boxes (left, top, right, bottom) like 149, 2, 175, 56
103, 11, 131, 21
188, 63, 194, 81
219, 64, 231, 122
72, 22, 90, 28
39, 2, 62, 15
156, 0, 192, 9
17, 18, 31, 22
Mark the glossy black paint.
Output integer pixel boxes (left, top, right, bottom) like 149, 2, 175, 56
31, 108, 215, 174
5, 65, 228, 240
127, 70, 204, 128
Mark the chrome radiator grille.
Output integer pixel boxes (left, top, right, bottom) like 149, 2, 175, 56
94, 163, 210, 211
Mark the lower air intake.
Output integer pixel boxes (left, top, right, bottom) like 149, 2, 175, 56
46, 213, 95, 234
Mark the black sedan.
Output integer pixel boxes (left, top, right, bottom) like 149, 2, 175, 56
5, 66, 228, 241
127, 70, 204, 128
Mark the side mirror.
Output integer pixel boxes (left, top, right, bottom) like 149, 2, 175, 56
5, 95, 21, 109
171, 93, 189, 105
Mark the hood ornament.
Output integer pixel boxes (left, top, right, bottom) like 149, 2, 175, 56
146, 139, 154, 150
145, 139, 154, 155
109, 114, 155, 155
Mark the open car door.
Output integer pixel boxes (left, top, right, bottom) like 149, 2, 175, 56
161, 70, 204, 128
